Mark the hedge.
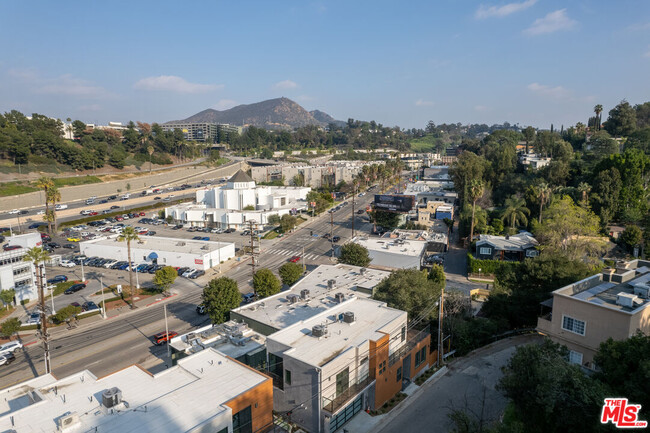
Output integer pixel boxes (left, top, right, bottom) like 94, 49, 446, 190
467, 253, 521, 275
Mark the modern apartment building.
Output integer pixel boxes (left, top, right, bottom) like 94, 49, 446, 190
251, 161, 383, 188
161, 122, 241, 143
0, 232, 43, 303
0, 348, 273, 433
537, 259, 650, 369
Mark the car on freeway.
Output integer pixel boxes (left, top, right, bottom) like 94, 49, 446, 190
153, 331, 178, 345
289, 255, 301, 263
67, 237, 81, 242
64, 283, 86, 294
60, 260, 76, 268
0, 341, 23, 356
47, 275, 68, 284
154, 196, 161, 200
7, 209, 19, 214
110, 205, 120, 209
0, 353, 16, 366
100, 199, 108, 204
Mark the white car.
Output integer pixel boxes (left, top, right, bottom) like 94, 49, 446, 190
0, 341, 23, 356
103, 260, 118, 268
109, 227, 123, 234
7, 209, 19, 215
60, 260, 76, 268
37, 210, 45, 215
55, 204, 68, 210
182, 269, 197, 278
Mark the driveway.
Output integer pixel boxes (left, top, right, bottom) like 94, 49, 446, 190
444, 220, 483, 295
377, 334, 543, 433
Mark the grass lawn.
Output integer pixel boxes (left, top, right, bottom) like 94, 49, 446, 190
263, 230, 279, 240
408, 135, 444, 153
0, 182, 39, 197
53, 176, 101, 187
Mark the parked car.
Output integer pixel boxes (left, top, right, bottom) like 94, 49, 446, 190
47, 275, 68, 284
2, 245, 21, 251
196, 304, 206, 314
67, 237, 81, 242
177, 267, 190, 276
182, 269, 196, 278
26, 312, 41, 325
64, 283, 86, 294
47, 242, 61, 249
332, 236, 341, 243
145, 231, 156, 236
242, 293, 256, 304
60, 260, 76, 268
82, 301, 99, 311
225, 228, 236, 233
153, 331, 178, 345
189, 270, 205, 279
62, 244, 77, 249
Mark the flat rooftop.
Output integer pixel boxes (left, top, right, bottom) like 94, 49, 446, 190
232, 264, 389, 331
0, 349, 268, 433
268, 297, 405, 367
81, 235, 232, 255
170, 321, 266, 359
354, 237, 426, 257
556, 261, 650, 314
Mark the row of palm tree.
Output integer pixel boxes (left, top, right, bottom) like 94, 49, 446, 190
354, 159, 404, 191
35, 177, 61, 233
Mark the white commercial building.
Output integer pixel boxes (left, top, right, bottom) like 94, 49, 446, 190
0, 233, 43, 303
231, 264, 390, 335
0, 348, 273, 433
166, 170, 311, 230
251, 161, 384, 188
80, 236, 235, 271
352, 236, 426, 270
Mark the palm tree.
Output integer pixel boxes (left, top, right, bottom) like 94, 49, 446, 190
501, 197, 530, 229
23, 247, 51, 373
147, 145, 154, 173
118, 227, 140, 308
34, 177, 54, 233
468, 179, 484, 242
47, 185, 61, 232
594, 104, 603, 131
577, 182, 591, 205
536, 182, 552, 223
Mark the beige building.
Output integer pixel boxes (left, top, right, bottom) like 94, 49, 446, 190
537, 259, 650, 369
251, 161, 383, 188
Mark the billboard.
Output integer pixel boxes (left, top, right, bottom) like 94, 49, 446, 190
373, 194, 415, 212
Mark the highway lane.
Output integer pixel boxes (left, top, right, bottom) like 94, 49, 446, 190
0, 191, 378, 388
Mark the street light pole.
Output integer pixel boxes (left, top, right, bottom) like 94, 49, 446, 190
81, 260, 85, 282
437, 286, 445, 367
164, 304, 170, 359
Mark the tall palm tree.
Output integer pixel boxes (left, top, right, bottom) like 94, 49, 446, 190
47, 185, 61, 233
34, 177, 54, 233
23, 247, 51, 373
536, 182, 552, 223
468, 179, 484, 242
594, 104, 603, 131
501, 197, 530, 229
577, 182, 591, 205
118, 227, 140, 308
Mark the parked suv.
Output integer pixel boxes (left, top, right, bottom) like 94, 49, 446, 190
0, 341, 23, 356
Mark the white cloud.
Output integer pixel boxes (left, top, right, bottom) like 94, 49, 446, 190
475, 0, 537, 19
415, 99, 434, 107
527, 82, 571, 99
524, 9, 577, 35
474, 105, 490, 112
8, 69, 112, 99
211, 99, 238, 110
273, 79, 299, 90
134, 75, 222, 93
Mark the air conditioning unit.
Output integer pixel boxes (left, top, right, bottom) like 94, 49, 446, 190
300, 289, 310, 300
616, 292, 639, 308
633, 284, 650, 299
327, 279, 336, 290
335, 292, 345, 303
57, 412, 80, 431
343, 311, 355, 323
102, 387, 123, 408
312, 324, 327, 337
359, 268, 367, 276
287, 294, 299, 304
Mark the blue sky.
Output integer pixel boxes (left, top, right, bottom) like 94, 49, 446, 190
1, 1, 649, 129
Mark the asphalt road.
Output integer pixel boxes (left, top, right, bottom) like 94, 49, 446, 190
0, 190, 378, 389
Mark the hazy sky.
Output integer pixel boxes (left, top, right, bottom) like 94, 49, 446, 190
1, 1, 649, 129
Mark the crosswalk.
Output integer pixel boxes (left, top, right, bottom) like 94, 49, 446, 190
263, 248, 321, 261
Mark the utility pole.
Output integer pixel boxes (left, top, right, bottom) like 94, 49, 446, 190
100, 273, 106, 319
249, 220, 259, 280
37, 264, 51, 374
437, 286, 445, 367
330, 212, 334, 258
351, 183, 356, 239
164, 304, 171, 359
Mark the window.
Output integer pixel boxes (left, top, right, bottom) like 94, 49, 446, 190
568, 350, 583, 365
562, 316, 586, 336
401, 326, 406, 342
378, 360, 386, 375
285, 369, 292, 386
479, 247, 491, 255
360, 356, 368, 364
526, 249, 539, 257
415, 347, 427, 368
396, 367, 402, 382
232, 405, 252, 433
336, 368, 350, 397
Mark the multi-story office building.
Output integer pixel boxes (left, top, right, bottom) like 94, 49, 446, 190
0, 233, 43, 303
161, 122, 241, 143
251, 161, 384, 189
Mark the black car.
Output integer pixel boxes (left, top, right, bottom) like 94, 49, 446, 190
64, 283, 86, 294
145, 231, 156, 236
47, 242, 61, 249
177, 267, 190, 276
357, 209, 365, 214
100, 199, 108, 204
19, 210, 28, 215
108, 195, 117, 200
110, 205, 120, 209
62, 243, 77, 249
189, 270, 205, 279
225, 228, 236, 233
332, 236, 341, 243
82, 301, 99, 311
0, 352, 16, 366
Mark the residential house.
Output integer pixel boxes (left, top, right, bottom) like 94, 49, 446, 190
475, 232, 538, 261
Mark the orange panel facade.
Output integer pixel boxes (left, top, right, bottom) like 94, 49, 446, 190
223, 373, 274, 433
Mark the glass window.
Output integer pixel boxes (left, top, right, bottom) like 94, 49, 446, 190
396, 367, 402, 382
568, 350, 583, 365
479, 247, 491, 255
232, 405, 252, 433
562, 316, 586, 336
285, 369, 292, 386
401, 326, 406, 342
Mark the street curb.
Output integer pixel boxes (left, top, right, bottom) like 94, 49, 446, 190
24, 341, 38, 347
145, 293, 178, 307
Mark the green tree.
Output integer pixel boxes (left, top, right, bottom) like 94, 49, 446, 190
279, 262, 303, 286
338, 243, 372, 267
53, 305, 81, 324
594, 333, 650, 410
46, 184, 61, 232
370, 209, 400, 230
279, 214, 297, 233
535, 182, 552, 224
253, 268, 281, 298
71, 120, 86, 138
0, 289, 15, 306
268, 214, 281, 225
243, 205, 255, 211
449, 151, 487, 204
0, 318, 21, 340
153, 266, 178, 293
588, 130, 619, 159
202, 277, 241, 324
428, 264, 445, 286
500, 197, 530, 229
594, 104, 603, 130
619, 225, 643, 253
373, 269, 443, 321
468, 179, 484, 241
498, 339, 607, 433
34, 176, 54, 233
591, 167, 621, 225
604, 100, 637, 137
117, 226, 140, 308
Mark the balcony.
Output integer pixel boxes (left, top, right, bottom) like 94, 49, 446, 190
322, 375, 374, 414
389, 326, 430, 367
537, 313, 552, 334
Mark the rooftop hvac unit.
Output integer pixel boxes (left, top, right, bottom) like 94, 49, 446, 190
287, 294, 299, 304
616, 292, 639, 308
360, 268, 367, 276
343, 311, 355, 323
57, 412, 80, 431
633, 284, 650, 299
327, 279, 336, 290
102, 387, 122, 408
312, 324, 328, 337
335, 292, 345, 303
300, 289, 310, 300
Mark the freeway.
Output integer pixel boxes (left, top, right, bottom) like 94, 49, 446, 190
0, 191, 378, 389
